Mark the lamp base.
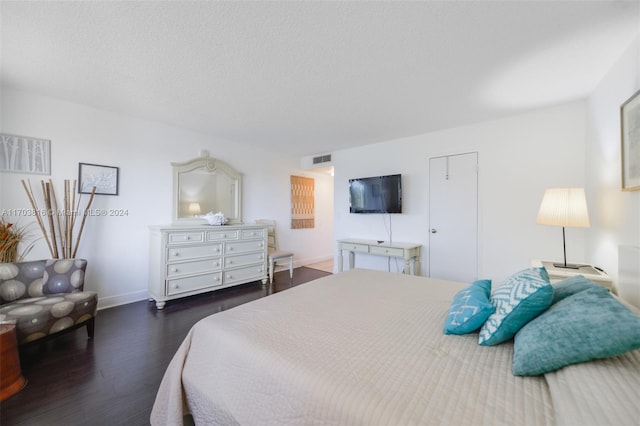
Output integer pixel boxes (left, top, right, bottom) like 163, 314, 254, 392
552, 262, 581, 270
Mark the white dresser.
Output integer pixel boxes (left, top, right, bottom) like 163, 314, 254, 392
148, 224, 268, 309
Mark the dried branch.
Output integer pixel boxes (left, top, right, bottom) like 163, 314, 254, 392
21, 179, 55, 257
72, 186, 96, 258
48, 178, 63, 258
21, 179, 95, 259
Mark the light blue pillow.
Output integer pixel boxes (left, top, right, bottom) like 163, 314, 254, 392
550, 274, 599, 305
478, 267, 553, 346
444, 279, 495, 335
513, 286, 640, 376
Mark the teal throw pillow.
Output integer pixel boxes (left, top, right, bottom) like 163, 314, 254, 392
444, 279, 495, 335
513, 286, 640, 376
478, 267, 553, 346
550, 274, 599, 304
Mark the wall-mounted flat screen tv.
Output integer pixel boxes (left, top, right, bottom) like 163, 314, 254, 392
349, 174, 402, 213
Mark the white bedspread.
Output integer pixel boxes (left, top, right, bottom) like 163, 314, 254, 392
151, 269, 639, 425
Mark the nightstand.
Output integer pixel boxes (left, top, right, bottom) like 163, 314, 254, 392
531, 259, 615, 294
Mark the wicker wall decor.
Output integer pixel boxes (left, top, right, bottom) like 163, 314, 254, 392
290, 175, 314, 229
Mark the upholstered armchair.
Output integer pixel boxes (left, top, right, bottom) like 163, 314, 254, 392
0, 259, 98, 345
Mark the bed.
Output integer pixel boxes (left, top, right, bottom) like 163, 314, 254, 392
150, 268, 640, 425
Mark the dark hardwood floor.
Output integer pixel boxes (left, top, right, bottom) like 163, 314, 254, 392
1, 267, 331, 426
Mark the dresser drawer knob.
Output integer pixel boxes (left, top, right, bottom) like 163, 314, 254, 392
172, 284, 180, 289
228, 260, 233, 264
171, 267, 178, 272
172, 251, 180, 257
214, 277, 220, 281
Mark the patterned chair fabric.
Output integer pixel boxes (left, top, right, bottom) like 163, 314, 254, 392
0, 259, 98, 345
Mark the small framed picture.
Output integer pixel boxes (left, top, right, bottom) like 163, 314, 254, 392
78, 163, 119, 195
621, 89, 640, 191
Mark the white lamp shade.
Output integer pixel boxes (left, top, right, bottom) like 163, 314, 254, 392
188, 202, 202, 215
536, 188, 590, 228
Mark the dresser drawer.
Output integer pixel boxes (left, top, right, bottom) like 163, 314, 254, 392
167, 244, 222, 261
166, 273, 222, 295
207, 230, 239, 241
370, 245, 404, 257
225, 252, 266, 268
225, 240, 266, 255
224, 264, 266, 285
342, 243, 369, 253
241, 228, 265, 240
166, 258, 222, 277
168, 232, 204, 244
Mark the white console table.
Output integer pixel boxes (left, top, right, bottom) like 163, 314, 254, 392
337, 238, 421, 275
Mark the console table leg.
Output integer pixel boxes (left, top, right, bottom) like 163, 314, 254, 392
414, 259, 421, 276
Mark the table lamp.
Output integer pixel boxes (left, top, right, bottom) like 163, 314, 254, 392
536, 187, 590, 269
188, 202, 202, 217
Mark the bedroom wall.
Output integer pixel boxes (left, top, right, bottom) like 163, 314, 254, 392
585, 35, 640, 307
332, 101, 588, 285
332, 36, 639, 301
0, 87, 334, 308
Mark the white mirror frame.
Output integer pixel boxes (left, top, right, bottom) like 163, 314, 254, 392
171, 156, 243, 225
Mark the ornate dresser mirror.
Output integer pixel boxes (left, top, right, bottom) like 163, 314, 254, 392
172, 154, 243, 225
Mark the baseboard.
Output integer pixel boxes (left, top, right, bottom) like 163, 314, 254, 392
97, 290, 149, 310
98, 255, 335, 310
299, 254, 334, 267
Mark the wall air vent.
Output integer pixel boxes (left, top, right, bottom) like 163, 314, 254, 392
301, 152, 333, 171
312, 154, 332, 164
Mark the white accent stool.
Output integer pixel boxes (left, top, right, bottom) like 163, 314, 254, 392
256, 219, 294, 283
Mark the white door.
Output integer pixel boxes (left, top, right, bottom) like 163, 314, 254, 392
428, 152, 478, 282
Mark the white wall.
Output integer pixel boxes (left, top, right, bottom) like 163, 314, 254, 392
333, 101, 588, 284
585, 35, 640, 306
1, 88, 334, 308
332, 37, 639, 305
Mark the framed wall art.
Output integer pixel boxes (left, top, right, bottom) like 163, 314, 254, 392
78, 162, 119, 195
621, 89, 640, 191
0, 133, 51, 175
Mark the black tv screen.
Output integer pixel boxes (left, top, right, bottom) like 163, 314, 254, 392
349, 174, 402, 213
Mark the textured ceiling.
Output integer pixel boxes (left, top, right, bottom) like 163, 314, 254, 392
1, 1, 639, 157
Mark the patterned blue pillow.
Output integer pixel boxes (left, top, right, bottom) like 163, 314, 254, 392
478, 267, 553, 346
513, 286, 640, 375
444, 279, 495, 335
